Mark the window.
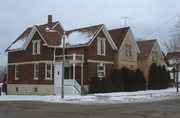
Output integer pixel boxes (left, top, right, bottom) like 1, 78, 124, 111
125, 44, 132, 57
97, 63, 106, 78
45, 63, 52, 80
97, 38, 106, 55
16, 87, 19, 92
34, 87, 38, 92
34, 64, 39, 80
32, 40, 40, 55
152, 51, 157, 62
15, 65, 19, 80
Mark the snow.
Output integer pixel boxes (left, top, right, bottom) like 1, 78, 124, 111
0, 88, 180, 104
65, 31, 94, 46
9, 37, 27, 50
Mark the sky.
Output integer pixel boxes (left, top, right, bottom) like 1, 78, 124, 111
0, 0, 180, 66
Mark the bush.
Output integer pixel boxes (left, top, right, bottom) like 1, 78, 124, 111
148, 63, 171, 90
101, 77, 114, 93
110, 69, 124, 92
89, 76, 102, 93
121, 67, 136, 91
134, 69, 146, 90
148, 63, 158, 89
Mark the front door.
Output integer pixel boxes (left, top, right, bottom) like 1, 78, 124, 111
54, 62, 62, 96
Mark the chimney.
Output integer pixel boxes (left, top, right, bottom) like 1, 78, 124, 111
48, 15, 52, 24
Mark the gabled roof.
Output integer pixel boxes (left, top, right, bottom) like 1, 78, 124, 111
64, 24, 117, 50
65, 24, 103, 47
6, 21, 63, 52
108, 27, 140, 52
137, 39, 156, 58
109, 27, 130, 49
137, 39, 164, 59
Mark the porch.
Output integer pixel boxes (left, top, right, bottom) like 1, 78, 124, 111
54, 53, 86, 95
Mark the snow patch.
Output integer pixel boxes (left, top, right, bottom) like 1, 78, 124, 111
65, 31, 94, 45
9, 37, 27, 50
0, 88, 180, 104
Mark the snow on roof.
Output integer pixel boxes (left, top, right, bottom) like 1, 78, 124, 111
65, 31, 94, 46
9, 36, 27, 50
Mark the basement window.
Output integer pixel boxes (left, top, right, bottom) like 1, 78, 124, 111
34, 87, 38, 92
16, 87, 19, 92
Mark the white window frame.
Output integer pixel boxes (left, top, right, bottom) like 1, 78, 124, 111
97, 38, 106, 56
97, 63, 106, 78
45, 63, 52, 80
125, 44, 132, 58
32, 40, 41, 55
34, 63, 39, 80
15, 65, 19, 80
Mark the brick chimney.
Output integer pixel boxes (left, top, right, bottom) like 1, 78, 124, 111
48, 15, 52, 24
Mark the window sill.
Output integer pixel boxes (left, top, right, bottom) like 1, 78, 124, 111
97, 54, 106, 56
44, 78, 53, 80
32, 53, 40, 55
33, 78, 39, 80
14, 78, 19, 80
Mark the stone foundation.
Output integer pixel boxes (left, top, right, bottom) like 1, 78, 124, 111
7, 84, 54, 95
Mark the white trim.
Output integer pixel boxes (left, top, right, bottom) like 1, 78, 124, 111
45, 63, 52, 80
8, 60, 53, 65
87, 60, 114, 64
52, 21, 65, 31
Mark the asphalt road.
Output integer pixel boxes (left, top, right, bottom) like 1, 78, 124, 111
0, 98, 180, 118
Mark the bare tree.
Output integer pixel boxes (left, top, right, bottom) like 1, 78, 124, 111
164, 16, 180, 92
0, 66, 7, 83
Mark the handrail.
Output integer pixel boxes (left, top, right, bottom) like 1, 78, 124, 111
74, 79, 81, 94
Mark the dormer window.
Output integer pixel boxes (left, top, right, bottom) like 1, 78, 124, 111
32, 40, 41, 55
97, 38, 106, 55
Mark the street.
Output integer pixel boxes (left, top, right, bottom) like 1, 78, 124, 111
0, 97, 180, 118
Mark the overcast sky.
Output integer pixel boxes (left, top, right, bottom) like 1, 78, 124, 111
0, 0, 180, 66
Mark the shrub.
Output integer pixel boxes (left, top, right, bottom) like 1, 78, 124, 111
134, 69, 146, 90
110, 69, 124, 92
101, 77, 114, 93
89, 76, 102, 93
148, 63, 158, 89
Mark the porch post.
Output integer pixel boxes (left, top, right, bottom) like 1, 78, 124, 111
73, 63, 76, 80
81, 64, 83, 85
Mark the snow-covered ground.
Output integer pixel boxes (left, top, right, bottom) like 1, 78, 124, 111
0, 88, 180, 104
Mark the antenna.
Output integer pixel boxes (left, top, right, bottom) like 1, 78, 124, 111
121, 16, 131, 27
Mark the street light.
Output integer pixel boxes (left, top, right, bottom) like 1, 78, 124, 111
45, 27, 65, 99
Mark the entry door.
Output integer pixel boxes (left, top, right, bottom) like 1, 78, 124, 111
54, 62, 62, 96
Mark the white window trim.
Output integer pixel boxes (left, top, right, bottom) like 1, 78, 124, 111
32, 40, 41, 55
14, 65, 19, 80
45, 63, 52, 80
97, 63, 106, 78
97, 38, 106, 56
33, 63, 39, 80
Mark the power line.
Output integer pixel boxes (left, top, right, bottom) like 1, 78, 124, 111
144, 13, 179, 39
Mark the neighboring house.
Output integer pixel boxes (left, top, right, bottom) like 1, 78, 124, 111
109, 27, 140, 69
137, 39, 166, 81
5, 15, 117, 95
166, 52, 180, 82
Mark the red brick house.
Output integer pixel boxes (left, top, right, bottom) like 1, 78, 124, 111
5, 15, 118, 95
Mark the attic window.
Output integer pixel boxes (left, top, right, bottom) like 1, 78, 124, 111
152, 51, 158, 62
32, 40, 41, 55
97, 38, 106, 55
125, 44, 132, 57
